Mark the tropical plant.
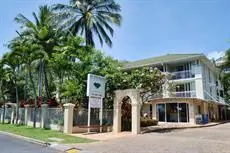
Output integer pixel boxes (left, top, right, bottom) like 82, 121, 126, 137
1, 51, 22, 124
53, 0, 122, 47
9, 37, 49, 127
15, 5, 58, 100
0, 62, 11, 124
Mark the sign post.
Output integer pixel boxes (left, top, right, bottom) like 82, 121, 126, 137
86, 74, 106, 133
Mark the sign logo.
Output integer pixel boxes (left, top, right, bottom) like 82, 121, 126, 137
94, 82, 101, 88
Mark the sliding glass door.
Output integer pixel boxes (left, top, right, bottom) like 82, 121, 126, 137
157, 103, 189, 123
178, 103, 189, 122
157, 104, 166, 122
166, 103, 178, 122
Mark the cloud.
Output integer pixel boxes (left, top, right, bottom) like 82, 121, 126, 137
207, 51, 225, 60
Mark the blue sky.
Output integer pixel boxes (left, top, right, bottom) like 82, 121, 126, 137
1, 0, 230, 61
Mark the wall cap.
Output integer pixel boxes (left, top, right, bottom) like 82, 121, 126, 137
63, 103, 75, 108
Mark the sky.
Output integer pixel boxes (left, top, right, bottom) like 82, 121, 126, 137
1, 0, 230, 61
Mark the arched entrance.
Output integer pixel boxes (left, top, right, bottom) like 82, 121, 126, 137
113, 89, 141, 135
121, 96, 132, 131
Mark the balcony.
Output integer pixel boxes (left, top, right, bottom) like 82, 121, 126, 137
170, 91, 196, 98
218, 96, 226, 105
170, 70, 195, 80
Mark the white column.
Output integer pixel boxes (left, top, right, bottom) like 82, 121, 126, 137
113, 97, 121, 134
63, 103, 75, 134
152, 103, 156, 120
189, 102, 195, 124
41, 104, 49, 129
24, 105, 30, 125
132, 103, 140, 134
195, 65, 204, 99
195, 78, 204, 99
99, 98, 103, 133
0, 105, 4, 123
11, 104, 17, 124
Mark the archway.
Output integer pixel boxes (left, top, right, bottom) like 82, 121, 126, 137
121, 96, 132, 131
113, 89, 141, 135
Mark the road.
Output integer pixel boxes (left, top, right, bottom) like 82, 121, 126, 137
76, 122, 230, 153
0, 133, 59, 153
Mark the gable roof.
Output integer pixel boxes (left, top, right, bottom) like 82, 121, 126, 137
123, 53, 204, 69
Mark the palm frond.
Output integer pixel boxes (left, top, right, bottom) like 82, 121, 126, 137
95, 22, 112, 47
15, 14, 37, 31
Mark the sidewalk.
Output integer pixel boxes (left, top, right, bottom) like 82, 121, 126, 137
141, 121, 229, 134
71, 131, 134, 141
51, 132, 134, 152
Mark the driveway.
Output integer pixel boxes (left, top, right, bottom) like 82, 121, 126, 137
76, 122, 230, 153
0, 133, 59, 153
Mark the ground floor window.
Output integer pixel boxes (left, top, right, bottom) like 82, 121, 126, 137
157, 104, 166, 122
157, 103, 189, 123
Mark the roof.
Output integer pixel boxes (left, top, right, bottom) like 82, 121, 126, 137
123, 53, 204, 69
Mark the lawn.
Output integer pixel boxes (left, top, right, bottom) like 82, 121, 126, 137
0, 124, 95, 144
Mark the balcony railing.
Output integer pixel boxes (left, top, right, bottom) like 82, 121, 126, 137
170, 70, 195, 80
171, 91, 196, 98
218, 97, 226, 104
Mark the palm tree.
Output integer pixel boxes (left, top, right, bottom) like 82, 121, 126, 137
2, 52, 21, 124
15, 5, 58, 100
0, 62, 10, 124
53, 0, 122, 47
9, 37, 47, 127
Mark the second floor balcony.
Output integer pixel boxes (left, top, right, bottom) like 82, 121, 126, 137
170, 70, 195, 80
170, 91, 196, 98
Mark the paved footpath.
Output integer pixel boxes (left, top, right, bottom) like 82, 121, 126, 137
73, 122, 230, 153
0, 133, 59, 153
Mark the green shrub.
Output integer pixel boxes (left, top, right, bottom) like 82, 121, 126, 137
140, 117, 158, 127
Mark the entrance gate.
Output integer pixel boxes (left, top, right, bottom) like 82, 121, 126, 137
113, 89, 141, 135
121, 97, 132, 131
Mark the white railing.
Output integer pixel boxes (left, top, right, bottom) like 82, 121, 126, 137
218, 96, 226, 104
204, 90, 225, 104
171, 91, 196, 98
170, 70, 195, 80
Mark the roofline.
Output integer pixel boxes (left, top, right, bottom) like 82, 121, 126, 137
123, 54, 204, 70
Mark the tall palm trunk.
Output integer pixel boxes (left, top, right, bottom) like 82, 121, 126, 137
43, 63, 50, 100
15, 83, 19, 124
1, 87, 6, 124
85, 26, 93, 46
28, 68, 37, 128
38, 60, 43, 99
2, 98, 5, 124
24, 74, 28, 102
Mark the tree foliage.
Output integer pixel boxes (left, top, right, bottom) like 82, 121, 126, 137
53, 0, 122, 47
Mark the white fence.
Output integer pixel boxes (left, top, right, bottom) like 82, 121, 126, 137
73, 109, 113, 126
0, 104, 114, 134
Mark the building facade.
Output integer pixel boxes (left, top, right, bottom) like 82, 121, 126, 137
124, 54, 227, 124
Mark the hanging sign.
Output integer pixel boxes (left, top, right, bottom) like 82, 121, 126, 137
87, 74, 106, 98
89, 97, 103, 108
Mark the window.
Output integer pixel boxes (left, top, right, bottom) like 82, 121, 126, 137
149, 104, 152, 116
210, 87, 212, 93
198, 105, 201, 114
220, 90, 224, 97
208, 69, 211, 83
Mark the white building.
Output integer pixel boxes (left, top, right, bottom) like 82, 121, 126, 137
124, 54, 227, 124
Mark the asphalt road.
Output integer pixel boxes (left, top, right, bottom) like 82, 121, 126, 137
0, 133, 59, 153
76, 122, 230, 153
